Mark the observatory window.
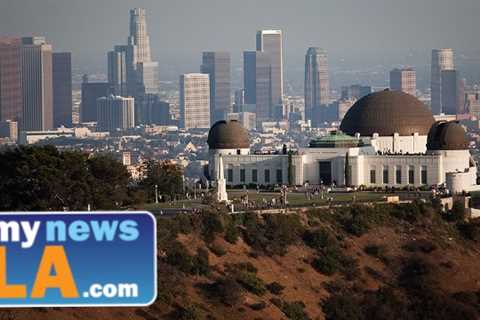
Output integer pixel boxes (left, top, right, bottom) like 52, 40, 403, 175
252, 169, 258, 182
408, 166, 415, 184
227, 169, 233, 183
370, 168, 376, 184
396, 167, 402, 185
421, 166, 427, 185
276, 169, 283, 184
240, 169, 246, 183
383, 166, 389, 184
264, 169, 270, 183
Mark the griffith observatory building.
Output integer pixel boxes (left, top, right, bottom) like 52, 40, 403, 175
207, 90, 480, 194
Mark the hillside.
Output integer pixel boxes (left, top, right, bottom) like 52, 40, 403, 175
2, 201, 480, 320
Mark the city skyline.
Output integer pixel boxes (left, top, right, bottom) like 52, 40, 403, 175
2, 0, 480, 88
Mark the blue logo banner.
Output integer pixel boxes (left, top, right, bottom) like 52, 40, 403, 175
0, 211, 156, 307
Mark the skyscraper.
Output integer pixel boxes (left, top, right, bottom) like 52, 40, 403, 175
21, 37, 53, 131
96, 95, 135, 131
234, 89, 245, 106
457, 78, 466, 114
136, 61, 159, 96
0, 37, 23, 124
341, 85, 372, 100
304, 47, 330, 122
128, 8, 151, 63
180, 73, 210, 129
125, 8, 158, 101
441, 70, 464, 115
201, 52, 231, 123
135, 94, 170, 125
52, 52, 72, 128
80, 77, 109, 123
107, 45, 129, 96
243, 51, 271, 121
256, 30, 283, 107
390, 67, 416, 96
431, 48, 454, 114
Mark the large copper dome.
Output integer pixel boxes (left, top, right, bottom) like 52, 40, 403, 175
427, 121, 469, 150
207, 120, 250, 149
340, 90, 435, 136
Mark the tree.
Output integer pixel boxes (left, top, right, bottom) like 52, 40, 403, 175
344, 152, 350, 187
140, 160, 183, 201
0, 145, 133, 211
87, 154, 131, 209
0, 146, 91, 210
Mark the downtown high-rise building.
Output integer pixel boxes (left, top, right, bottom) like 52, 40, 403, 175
340, 85, 372, 100
136, 60, 159, 96
243, 51, 271, 122
127, 8, 158, 99
304, 47, 330, 122
96, 95, 135, 131
201, 52, 231, 123
440, 70, 465, 115
135, 94, 170, 125
128, 8, 151, 63
52, 52, 72, 128
179, 73, 210, 129
431, 48, 454, 114
21, 37, 53, 131
234, 89, 245, 106
0, 37, 23, 124
390, 67, 416, 97
256, 30, 283, 108
107, 45, 129, 96
80, 76, 110, 123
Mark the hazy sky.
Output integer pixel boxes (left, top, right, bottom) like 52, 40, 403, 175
1, 0, 479, 86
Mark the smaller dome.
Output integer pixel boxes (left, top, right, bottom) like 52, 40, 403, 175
207, 120, 250, 149
427, 121, 469, 150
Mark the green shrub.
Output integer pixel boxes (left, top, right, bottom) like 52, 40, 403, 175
312, 254, 340, 276
341, 205, 371, 236
282, 301, 310, 320
191, 248, 210, 276
236, 271, 267, 296
303, 228, 335, 250
242, 213, 304, 256
250, 301, 267, 311
176, 304, 202, 320
201, 212, 225, 242
165, 241, 194, 273
226, 262, 258, 274
172, 213, 194, 234
450, 201, 467, 221
364, 244, 389, 262
267, 281, 285, 295
208, 243, 227, 257
457, 221, 480, 241
224, 263, 266, 296
312, 245, 357, 277
270, 297, 283, 308
391, 201, 431, 223
402, 239, 437, 254
224, 220, 239, 244
211, 276, 244, 306
322, 289, 363, 320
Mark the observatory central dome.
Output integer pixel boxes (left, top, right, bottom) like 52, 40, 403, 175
340, 90, 435, 136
